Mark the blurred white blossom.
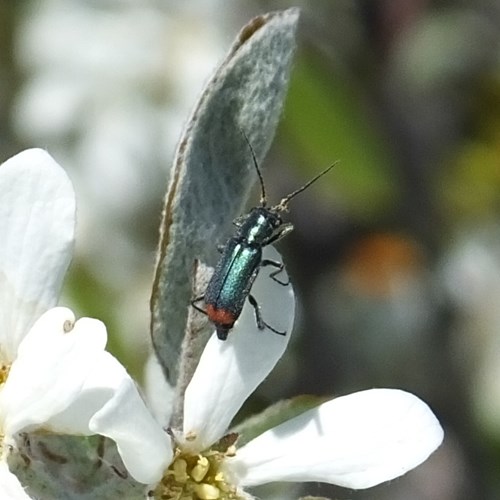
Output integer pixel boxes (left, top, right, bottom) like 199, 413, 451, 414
13, 0, 232, 356
442, 225, 500, 440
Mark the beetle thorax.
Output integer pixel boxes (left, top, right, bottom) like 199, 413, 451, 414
240, 207, 281, 245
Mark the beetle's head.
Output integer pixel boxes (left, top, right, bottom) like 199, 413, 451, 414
216, 325, 230, 341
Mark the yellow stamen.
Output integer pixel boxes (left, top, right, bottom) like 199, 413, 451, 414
153, 438, 241, 499
190, 456, 209, 482
173, 458, 189, 482
194, 483, 220, 500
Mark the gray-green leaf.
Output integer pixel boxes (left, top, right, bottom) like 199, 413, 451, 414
232, 394, 326, 448
150, 8, 300, 386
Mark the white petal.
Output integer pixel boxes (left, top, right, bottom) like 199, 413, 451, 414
1, 308, 107, 437
183, 246, 295, 451
227, 389, 443, 489
89, 376, 173, 485
143, 352, 175, 428
45, 351, 132, 435
0, 149, 75, 359
0, 461, 31, 499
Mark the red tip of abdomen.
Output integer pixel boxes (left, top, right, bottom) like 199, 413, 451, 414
206, 304, 236, 328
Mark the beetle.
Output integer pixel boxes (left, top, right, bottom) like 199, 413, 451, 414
193, 135, 335, 340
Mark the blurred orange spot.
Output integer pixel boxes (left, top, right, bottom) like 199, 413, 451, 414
342, 233, 425, 296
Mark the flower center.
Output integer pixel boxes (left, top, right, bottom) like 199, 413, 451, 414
0, 363, 10, 385
152, 433, 241, 500
0, 364, 8, 458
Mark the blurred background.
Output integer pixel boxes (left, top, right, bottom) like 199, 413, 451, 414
2, 0, 500, 498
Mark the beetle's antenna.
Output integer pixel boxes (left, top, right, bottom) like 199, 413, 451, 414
275, 162, 338, 211
240, 129, 267, 207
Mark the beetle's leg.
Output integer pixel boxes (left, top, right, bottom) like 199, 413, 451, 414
247, 294, 265, 330
248, 294, 286, 336
261, 259, 290, 286
191, 295, 207, 315
264, 222, 294, 246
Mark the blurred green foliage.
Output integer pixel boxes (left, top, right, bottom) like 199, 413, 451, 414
284, 53, 398, 218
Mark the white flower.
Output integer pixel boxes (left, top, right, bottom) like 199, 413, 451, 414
0, 148, 168, 494
225, 388, 442, 491
92, 246, 443, 499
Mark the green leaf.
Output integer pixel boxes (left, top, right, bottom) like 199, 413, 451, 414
299, 497, 333, 500
284, 55, 397, 217
232, 394, 326, 448
150, 9, 300, 387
